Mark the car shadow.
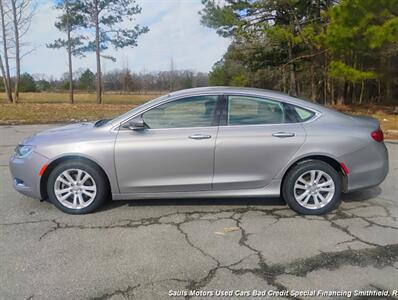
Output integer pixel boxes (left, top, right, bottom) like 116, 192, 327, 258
98, 196, 286, 212
341, 186, 382, 202
96, 186, 382, 212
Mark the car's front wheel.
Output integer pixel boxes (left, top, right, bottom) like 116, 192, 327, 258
47, 160, 109, 214
282, 160, 342, 215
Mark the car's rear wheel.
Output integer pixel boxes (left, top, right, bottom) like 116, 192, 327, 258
282, 160, 342, 215
47, 160, 109, 214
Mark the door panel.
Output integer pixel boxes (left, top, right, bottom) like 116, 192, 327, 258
213, 124, 305, 190
115, 95, 221, 194
213, 95, 306, 190
115, 127, 218, 193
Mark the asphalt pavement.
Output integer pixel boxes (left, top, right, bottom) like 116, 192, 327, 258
0, 125, 397, 300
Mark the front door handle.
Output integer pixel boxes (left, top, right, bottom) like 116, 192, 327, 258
272, 132, 295, 138
189, 134, 212, 140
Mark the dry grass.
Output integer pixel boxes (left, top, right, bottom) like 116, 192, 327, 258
0, 92, 159, 124
0, 92, 158, 105
0, 93, 397, 139
0, 103, 136, 124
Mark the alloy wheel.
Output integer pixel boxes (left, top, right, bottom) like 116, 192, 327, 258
54, 168, 97, 209
293, 169, 335, 210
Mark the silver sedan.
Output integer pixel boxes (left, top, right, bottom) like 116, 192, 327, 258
9, 87, 389, 214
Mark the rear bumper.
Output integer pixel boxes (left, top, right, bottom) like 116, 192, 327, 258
9, 152, 48, 199
339, 141, 389, 192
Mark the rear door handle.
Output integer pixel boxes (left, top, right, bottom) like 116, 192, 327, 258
189, 134, 212, 140
272, 132, 295, 138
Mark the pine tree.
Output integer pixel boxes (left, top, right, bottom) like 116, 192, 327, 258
72, 0, 148, 103
47, 0, 86, 104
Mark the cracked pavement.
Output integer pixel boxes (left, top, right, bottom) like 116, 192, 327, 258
0, 125, 397, 300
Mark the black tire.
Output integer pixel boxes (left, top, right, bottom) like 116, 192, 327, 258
47, 160, 109, 214
282, 160, 342, 215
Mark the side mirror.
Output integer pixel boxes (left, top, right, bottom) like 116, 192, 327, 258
122, 117, 145, 130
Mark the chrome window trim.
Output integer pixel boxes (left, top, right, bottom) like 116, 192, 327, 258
223, 93, 322, 127
112, 91, 322, 132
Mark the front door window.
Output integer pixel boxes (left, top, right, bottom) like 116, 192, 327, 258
143, 95, 218, 129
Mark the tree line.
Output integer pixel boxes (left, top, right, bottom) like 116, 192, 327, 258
2, 0, 397, 105
0, 68, 209, 94
201, 0, 398, 105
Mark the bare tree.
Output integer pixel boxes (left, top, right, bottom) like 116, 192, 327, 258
119, 57, 133, 93
9, 0, 35, 102
0, 0, 12, 102
65, 4, 73, 103
0, 53, 9, 98
169, 57, 176, 91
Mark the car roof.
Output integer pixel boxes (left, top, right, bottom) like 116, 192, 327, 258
168, 86, 285, 97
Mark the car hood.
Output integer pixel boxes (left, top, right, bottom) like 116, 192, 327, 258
21, 122, 96, 145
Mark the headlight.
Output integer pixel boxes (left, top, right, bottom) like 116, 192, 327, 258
15, 145, 35, 158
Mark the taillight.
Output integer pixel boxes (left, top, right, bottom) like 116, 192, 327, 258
340, 162, 350, 176
371, 128, 384, 142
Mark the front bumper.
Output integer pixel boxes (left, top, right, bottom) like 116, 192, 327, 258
9, 151, 49, 199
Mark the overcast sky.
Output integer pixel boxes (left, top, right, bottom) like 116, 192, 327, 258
22, 0, 230, 78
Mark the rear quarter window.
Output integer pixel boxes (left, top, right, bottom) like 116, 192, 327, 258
284, 103, 316, 123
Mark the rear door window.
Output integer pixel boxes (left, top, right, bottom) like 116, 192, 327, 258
227, 96, 285, 125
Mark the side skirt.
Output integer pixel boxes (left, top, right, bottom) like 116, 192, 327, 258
112, 179, 282, 200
